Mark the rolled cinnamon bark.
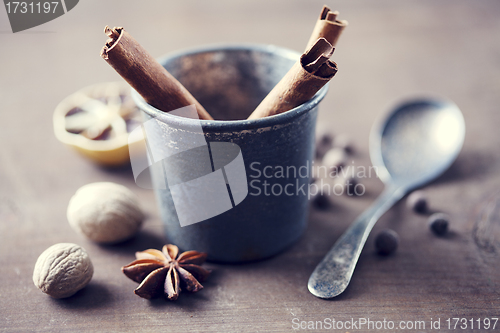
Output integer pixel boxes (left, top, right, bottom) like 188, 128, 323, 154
100, 26, 213, 120
247, 38, 337, 120
306, 5, 348, 50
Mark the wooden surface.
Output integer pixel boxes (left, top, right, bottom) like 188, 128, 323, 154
1, 1, 500, 332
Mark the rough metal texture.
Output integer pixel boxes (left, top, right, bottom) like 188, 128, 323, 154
135, 45, 326, 262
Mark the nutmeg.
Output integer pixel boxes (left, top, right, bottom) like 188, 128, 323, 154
33, 243, 93, 298
67, 182, 144, 244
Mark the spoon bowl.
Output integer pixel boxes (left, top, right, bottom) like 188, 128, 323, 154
371, 98, 465, 187
308, 97, 465, 298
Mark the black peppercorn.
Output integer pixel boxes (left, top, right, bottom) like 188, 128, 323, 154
334, 174, 361, 197
334, 134, 354, 154
344, 176, 358, 197
311, 192, 331, 210
406, 191, 428, 213
428, 213, 449, 236
323, 147, 346, 171
315, 132, 334, 159
375, 229, 399, 255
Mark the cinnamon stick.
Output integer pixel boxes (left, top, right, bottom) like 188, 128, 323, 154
100, 26, 213, 120
247, 38, 337, 120
305, 5, 348, 50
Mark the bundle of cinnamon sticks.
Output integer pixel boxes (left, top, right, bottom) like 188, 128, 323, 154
100, 5, 347, 121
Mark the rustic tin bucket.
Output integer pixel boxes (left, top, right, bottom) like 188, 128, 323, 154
132, 44, 328, 262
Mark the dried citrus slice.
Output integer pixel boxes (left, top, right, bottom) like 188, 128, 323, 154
53, 82, 143, 166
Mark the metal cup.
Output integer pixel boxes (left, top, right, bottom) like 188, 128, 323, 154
132, 44, 328, 262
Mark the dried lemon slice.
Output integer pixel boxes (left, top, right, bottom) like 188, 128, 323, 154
53, 82, 143, 166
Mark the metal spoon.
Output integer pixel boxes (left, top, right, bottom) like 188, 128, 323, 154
308, 98, 465, 298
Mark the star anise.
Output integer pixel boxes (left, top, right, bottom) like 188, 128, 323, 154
122, 244, 211, 300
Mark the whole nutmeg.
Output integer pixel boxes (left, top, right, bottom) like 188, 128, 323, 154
33, 243, 93, 298
67, 182, 144, 244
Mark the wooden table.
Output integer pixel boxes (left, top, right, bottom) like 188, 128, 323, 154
1, 1, 499, 332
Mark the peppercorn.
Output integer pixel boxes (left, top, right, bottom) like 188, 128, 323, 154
428, 213, 449, 236
334, 134, 354, 154
318, 131, 333, 146
406, 191, 428, 213
333, 172, 360, 197
311, 192, 331, 210
375, 229, 399, 255
315, 132, 334, 159
322, 147, 346, 172
344, 176, 359, 196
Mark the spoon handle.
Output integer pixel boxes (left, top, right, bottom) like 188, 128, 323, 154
308, 184, 406, 298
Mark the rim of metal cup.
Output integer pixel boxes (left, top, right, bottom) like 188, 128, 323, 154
131, 43, 329, 132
